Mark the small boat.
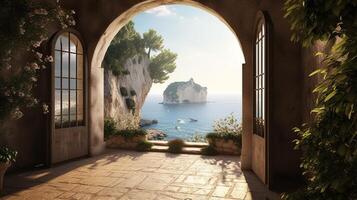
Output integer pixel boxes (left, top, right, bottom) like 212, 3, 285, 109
189, 118, 198, 122
175, 126, 181, 130
177, 119, 185, 124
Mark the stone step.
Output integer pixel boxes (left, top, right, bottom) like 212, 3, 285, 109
149, 140, 209, 148
150, 145, 203, 155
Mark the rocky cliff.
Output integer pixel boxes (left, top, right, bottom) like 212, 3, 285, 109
163, 78, 207, 104
104, 55, 152, 129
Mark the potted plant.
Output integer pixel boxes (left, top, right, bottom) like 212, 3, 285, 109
0, 147, 17, 191
206, 114, 242, 155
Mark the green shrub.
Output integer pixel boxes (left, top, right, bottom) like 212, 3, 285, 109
168, 139, 185, 153
125, 98, 136, 110
201, 145, 217, 156
136, 141, 153, 152
104, 117, 117, 140
187, 133, 206, 143
207, 114, 243, 149
0, 147, 17, 163
130, 90, 136, 96
116, 129, 147, 138
120, 87, 128, 97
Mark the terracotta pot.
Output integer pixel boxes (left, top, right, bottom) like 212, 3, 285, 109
0, 162, 11, 192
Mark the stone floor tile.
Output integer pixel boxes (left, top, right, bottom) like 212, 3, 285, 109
119, 190, 157, 200
71, 185, 104, 194
2, 150, 280, 200
212, 186, 231, 197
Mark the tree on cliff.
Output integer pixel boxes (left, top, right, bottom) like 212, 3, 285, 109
149, 49, 177, 83
103, 21, 177, 83
143, 29, 164, 58
103, 21, 144, 76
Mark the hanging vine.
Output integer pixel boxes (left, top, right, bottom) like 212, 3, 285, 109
283, 0, 357, 199
0, 0, 75, 124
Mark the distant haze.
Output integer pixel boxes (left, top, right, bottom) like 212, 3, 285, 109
132, 5, 244, 95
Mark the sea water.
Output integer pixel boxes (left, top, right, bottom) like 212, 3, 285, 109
141, 94, 242, 140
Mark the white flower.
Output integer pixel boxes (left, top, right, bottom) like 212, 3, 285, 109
41, 65, 46, 69
45, 56, 53, 63
19, 27, 25, 35
31, 77, 38, 82
33, 41, 41, 48
30, 62, 40, 70
5, 63, 11, 70
24, 65, 31, 71
11, 108, 24, 120
34, 9, 48, 15
36, 52, 43, 59
4, 90, 10, 97
42, 104, 49, 114
69, 19, 76, 26
18, 92, 25, 97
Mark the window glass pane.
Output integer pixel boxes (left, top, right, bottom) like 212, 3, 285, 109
77, 90, 83, 115
62, 115, 69, 128
55, 37, 61, 51
69, 34, 77, 53
70, 53, 77, 78
255, 43, 258, 76
77, 54, 83, 79
62, 90, 69, 115
55, 78, 61, 89
55, 51, 61, 77
62, 52, 69, 77
70, 34, 83, 54
256, 77, 258, 89
70, 115, 77, 126
60, 33, 69, 52
262, 90, 265, 121
55, 90, 61, 116
258, 39, 261, 76
70, 90, 76, 115
70, 79, 76, 90
256, 90, 259, 117
55, 115, 61, 128
262, 38, 265, 75
62, 78, 69, 89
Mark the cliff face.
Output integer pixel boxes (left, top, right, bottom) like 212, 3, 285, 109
163, 78, 207, 104
104, 55, 152, 129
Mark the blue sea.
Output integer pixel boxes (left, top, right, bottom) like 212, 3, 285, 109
141, 94, 242, 140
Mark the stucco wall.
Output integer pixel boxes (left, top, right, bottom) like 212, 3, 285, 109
1, 0, 313, 192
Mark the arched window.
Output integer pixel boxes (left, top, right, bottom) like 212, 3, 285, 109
254, 18, 266, 137
54, 32, 84, 128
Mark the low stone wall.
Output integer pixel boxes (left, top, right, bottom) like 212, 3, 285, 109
106, 135, 146, 149
208, 138, 241, 155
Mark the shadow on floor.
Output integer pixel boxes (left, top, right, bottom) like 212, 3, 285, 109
2, 149, 147, 196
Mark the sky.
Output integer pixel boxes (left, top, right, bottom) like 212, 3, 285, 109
132, 5, 245, 95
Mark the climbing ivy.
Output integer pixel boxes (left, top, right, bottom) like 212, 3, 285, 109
0, 0, 75, 123
283, 0, 357, 199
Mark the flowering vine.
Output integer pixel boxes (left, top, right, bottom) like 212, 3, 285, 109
0, 0, 75, 123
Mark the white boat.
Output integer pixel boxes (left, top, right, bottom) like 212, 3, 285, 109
177, 119, 185, 124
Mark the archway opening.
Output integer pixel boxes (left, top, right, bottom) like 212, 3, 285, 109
99, 2, 245, 155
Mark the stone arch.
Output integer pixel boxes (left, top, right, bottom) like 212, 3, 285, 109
87, 0, 256, 172
91, 0, 247, 72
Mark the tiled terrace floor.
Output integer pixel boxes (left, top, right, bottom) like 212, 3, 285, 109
2, 150, 280, 200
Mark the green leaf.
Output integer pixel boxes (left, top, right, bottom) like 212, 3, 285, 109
324, 90, 337, 102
